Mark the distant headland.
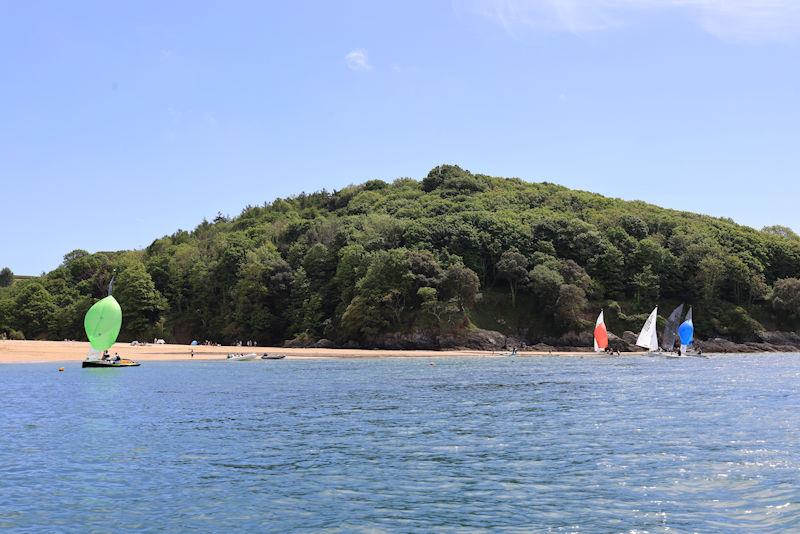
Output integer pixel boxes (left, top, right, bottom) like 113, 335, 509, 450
3, 165, 800, 353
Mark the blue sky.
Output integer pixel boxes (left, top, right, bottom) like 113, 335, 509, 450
2, 0, 799, 275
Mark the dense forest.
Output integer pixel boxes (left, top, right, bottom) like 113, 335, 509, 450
3, 165, 800, 348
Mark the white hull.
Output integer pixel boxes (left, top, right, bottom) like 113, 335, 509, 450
659, 351, 707, 359
227, 353, 258, 361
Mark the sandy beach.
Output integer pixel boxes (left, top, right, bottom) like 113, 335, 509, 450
0, 340, 608, 364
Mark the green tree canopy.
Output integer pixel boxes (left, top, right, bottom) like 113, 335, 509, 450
0, 267, 12, 287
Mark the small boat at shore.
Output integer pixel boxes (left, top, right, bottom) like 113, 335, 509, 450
261, 353, 287, 360
636, 307, 659, 354
660, 304, 684, 352
227, 353, 259, 361
664, 308, 697, 358
593, 310, 609, 353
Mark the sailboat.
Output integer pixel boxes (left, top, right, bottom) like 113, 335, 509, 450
635, 307, 659, 353
661, 303, 684, 353
678, 307, 694, 355
82, 278, 139, 368
664, 307, 697, 359
593, 310, 609, 353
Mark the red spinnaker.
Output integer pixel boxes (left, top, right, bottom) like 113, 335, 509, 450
594, 324, 609, 350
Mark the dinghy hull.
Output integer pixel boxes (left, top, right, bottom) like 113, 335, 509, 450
82, 359, 140, 368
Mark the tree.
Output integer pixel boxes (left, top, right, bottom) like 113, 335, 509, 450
618, 214, 649, 239
421, 164, 484, 192
528, 264, 564, 308
11, 281, 57, 338
725, 253, 767, 305
762, 225, 800, 240
772, 278, 800, 321
587, 241, 625, 297
417, 286, 442, 325
559, 259, 592, 293
496, 248, 528, 307
232, 247, 295, 344
632, 265, 660, 306
341, 249, 413, 338
0, 267, 12, 287
0, 296, 14, 336
115, 263, 167, 340
554, 284, 587, 331
696, 255, 726, 302
441, 263, 480, 314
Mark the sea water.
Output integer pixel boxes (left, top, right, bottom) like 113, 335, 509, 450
2, 355, 800, 532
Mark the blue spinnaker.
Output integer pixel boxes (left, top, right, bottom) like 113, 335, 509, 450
678, 307, 694, 346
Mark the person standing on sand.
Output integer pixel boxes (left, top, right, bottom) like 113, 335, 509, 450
190, 349, 194, 359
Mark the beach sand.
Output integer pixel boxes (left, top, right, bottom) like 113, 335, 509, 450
0, 340, 609, 364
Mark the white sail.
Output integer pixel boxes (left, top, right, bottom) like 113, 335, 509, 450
636, 307, 659, 351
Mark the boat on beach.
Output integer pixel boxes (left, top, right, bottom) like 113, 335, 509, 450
261, 353, 287, 360
227, 352, 259, 361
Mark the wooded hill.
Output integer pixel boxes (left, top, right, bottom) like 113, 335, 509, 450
4, 165, 800, 347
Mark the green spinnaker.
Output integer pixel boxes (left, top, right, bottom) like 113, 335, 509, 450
84, 295, 122, 351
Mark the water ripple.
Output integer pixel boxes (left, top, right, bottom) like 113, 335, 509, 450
2, 355, 800, 531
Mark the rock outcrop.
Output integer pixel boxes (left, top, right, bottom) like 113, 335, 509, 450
282, 329, 800, 353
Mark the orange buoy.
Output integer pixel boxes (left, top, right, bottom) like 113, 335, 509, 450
58, 367, 64, 372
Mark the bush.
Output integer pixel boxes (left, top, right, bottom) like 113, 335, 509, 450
8, 329, 25, 340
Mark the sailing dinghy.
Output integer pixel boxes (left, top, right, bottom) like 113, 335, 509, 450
665, 307, 707, 358
635, 307, 659, 353
593, 310, 609, 353
82, 278, 139, 368
661, 304, 684, 353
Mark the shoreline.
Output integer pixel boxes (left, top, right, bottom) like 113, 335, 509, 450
0, 339, 649, 364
